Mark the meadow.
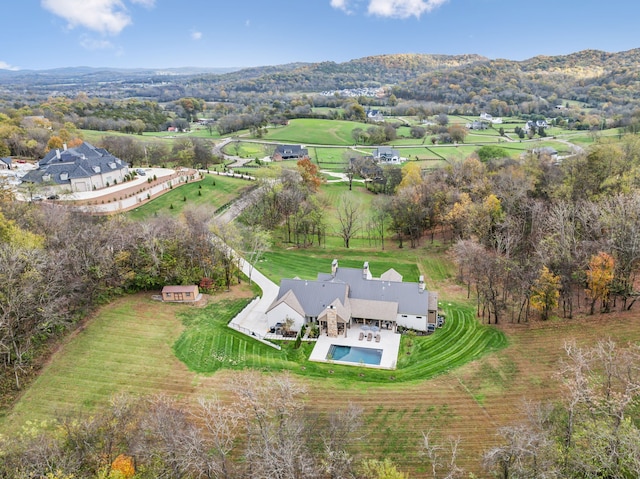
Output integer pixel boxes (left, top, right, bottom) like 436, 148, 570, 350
4, 248, 640, 474
126, 173, 254, 221
262, 118, 371, 145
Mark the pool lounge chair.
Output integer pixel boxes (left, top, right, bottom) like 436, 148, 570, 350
367, 332, 373, 341
359, 331, 364, 341
375, 334, 381, 342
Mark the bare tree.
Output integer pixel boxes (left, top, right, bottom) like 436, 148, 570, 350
321, 403, 364, 479
232, 372, 319, 479
240, 225, 271, 285
336, 194, 361, 249
421, 431, 466, 479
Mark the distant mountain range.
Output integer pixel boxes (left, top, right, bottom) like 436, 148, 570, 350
2, 49, 640, 112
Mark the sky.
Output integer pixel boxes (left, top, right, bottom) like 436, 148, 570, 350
1, 0, 639, 71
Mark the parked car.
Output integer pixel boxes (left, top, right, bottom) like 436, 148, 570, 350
437, 317, 445, 328
136, 168, 146, 176
47, 194, 60, 200
30, 195, 44, 201
426, 323, 436, 333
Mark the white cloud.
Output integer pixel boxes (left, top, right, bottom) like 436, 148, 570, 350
367, 0, 448, 18
330, 0, 351, 11
0, 61, 19, 71
41, 0, 155, 35
191, 30, 203, 40
245, 19, 251, 27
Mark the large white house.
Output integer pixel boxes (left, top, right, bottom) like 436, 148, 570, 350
21, 142, 129, 193
266, 260, 438, 337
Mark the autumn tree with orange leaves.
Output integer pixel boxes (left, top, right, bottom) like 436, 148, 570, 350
297, 157, 322, 192
585, 252, 615, 314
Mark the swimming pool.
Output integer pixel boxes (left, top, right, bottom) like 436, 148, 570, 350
327, 344, 383, 365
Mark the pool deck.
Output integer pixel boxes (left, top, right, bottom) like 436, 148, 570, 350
309, 325, 401, 369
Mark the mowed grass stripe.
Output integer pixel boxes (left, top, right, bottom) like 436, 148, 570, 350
1, 294, 193, 431
174, 296, 504, 384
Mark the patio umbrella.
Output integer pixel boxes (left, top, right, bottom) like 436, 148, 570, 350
361, 325, 369, 331
371, 326, 379, 332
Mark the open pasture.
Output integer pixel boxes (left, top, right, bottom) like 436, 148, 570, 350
4, 247, 640, 475
262, 118, 371, 145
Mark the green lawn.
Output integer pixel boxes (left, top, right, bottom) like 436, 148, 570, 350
126, 173, 254, 221
173, 296, 506, 384
222, 141, 272, 159
0, 294, 192, 430
261, 118, 371, 146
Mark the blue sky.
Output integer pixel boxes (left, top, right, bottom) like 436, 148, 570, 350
2, 0, 639, 70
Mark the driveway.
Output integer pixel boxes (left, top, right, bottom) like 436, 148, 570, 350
227, 257, 279, 338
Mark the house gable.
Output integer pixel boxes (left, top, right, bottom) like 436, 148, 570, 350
268, 261, 438, 332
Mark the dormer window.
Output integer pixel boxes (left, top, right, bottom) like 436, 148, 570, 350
93, 166, 101, 173
108, 162, 116, 169
60, 172, 69, 181
42, 174, 51, 182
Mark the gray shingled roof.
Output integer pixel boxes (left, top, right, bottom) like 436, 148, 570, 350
22, 142, 127, 185
270, 278, 349, 317
380, 268, 403, 282
273, 144, 308, 159
318, 298, 351, 323
317, 267, 429, 316
267, 289, 306, 318
349, 298, 397, 321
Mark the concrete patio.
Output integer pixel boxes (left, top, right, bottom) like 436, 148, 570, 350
309, 324, 401, 369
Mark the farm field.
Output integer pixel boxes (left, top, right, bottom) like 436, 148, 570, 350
3, 275, 640, 475
261, 118, 371, 145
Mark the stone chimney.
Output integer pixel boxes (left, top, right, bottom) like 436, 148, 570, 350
363, 261, 371, 280
63, 143, 67, 151
327, 307, 338, 338
56, 149, 61, 160
331, 259, 338, 277
419, 275, 425, 292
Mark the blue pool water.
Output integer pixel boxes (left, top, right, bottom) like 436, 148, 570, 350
327, 344, 383, 365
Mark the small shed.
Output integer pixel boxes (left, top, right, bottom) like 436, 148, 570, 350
162, 285, 200, 302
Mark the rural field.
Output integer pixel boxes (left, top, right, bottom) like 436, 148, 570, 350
3, 260, 639, 475
262, 118, 371, 145
6, 116, 638, 476
3, 208, 639, 476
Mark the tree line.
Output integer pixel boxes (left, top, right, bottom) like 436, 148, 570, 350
0, 201, 257, 397
0, 371, 462, 479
